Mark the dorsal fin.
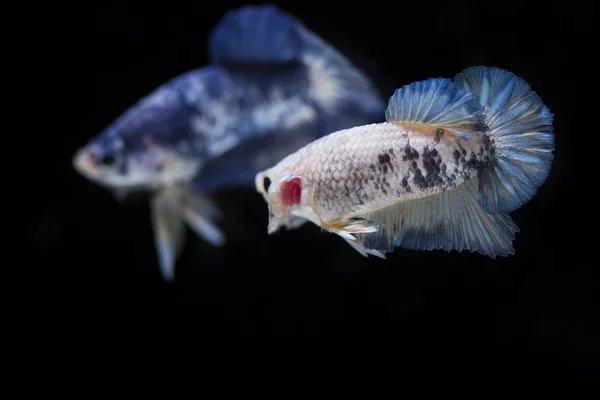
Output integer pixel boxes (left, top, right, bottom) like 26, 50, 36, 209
208, 5, 303, 65
384, 77, 487, 139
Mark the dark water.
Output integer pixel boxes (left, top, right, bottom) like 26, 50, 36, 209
28, 0, 597, 366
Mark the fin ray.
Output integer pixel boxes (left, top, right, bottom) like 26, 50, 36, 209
343, 237, 386, 259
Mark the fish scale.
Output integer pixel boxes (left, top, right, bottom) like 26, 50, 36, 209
293, 122, 490, 221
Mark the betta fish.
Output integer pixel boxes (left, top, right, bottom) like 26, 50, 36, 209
255, 66, 554, 258
72, 5, 384, 281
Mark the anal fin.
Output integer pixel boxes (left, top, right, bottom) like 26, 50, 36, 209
351, 178, 519, 258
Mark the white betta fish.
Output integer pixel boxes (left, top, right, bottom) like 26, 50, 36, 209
255, 66, 554, 258
72, 5, 384, 281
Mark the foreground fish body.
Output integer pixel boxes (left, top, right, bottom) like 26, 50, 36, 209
256, 66, 554, 258
72, 5, 384, 281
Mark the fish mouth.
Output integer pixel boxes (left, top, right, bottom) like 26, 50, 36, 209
72, 149, 97, 178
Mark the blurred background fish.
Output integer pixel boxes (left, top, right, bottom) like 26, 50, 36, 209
72, 4, 384, 281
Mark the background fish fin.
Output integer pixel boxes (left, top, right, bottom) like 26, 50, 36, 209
454, 66, 555, 213
180, 191, 226, 248
208, 4, 303, 65
354, 178, 519, 258
384, 77, 486, 137
150, 188, 187, 282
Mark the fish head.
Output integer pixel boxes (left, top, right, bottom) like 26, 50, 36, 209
255, 158, 310, 234
73, 85, 203, 194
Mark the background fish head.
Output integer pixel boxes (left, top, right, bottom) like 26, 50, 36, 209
72, 84, 204, 194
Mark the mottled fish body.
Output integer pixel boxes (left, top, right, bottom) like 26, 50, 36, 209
72, 5, 384, 280
256, 66, 554, 258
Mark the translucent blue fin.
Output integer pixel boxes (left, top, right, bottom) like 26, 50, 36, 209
454, 66, 555, 213
208, 5, 302, 65
384, 78, 486, 136
352, 178, 519, 258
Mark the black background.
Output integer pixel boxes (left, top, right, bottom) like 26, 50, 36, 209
30, 0, 597, 365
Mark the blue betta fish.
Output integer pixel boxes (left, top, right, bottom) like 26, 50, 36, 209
72, 5, 384, 281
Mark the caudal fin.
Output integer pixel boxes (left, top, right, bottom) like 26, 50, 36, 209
453, 66, 555, 213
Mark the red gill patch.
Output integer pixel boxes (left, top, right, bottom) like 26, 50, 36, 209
281, 177, 302, 206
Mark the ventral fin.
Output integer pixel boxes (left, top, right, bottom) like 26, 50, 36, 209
151, 189, 186, 282
350, 178, 520, 258
384, 77, 487, 140
181, 192, 226, 248
150, 186, 226, 282
343, 237, 386, 259
324, 217, 379, 241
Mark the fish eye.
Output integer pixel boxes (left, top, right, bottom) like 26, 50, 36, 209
100, 153, 115, 166
263, 176, 271, 192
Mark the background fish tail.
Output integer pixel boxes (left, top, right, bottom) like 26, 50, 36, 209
454, 66, 555, 213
